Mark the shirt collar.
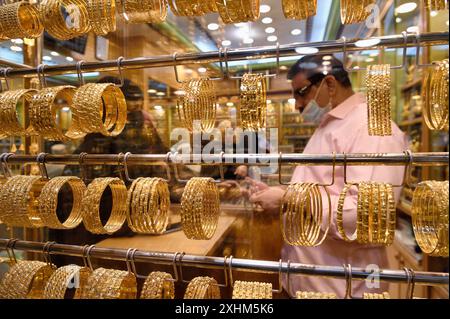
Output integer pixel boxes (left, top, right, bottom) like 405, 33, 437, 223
325, 92, 366, 120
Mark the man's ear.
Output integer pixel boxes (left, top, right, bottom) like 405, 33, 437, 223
324, 75, 337, 98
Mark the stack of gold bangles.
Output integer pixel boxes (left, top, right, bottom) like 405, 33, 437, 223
0, 1, 43, 39
280, 182, 332, 246
340, 0, 375, 24
43, 265, 92, 299
169, 0, 217, 16
117, 0, 168, 23
424, 0, 449, 11
412, 181, 449, 257
296, 291, 337, 299
0, 89, 37, 137
215, 0, 260, 23
239, 73, 267, 131
232, 280, 273, 299
140, 271, 175, 299
422, 59, 449, 131
126, 177, 170, 234
336, 182, 396, 245
86, 0, 116, 35
366, 64, 392, 136
281, 0, 317, 20
81, 267, 137, 299
177, 77, 217, 132
181, 177, 220, 240
363, 292, 391, 299
184, 276, 221, 299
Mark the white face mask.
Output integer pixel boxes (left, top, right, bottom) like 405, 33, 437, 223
301, 79, 332, 125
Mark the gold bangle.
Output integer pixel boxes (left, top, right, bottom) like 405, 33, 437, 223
232, 280, 273, 299
281, 0, 317, 20
37, 176, 86, 229
0, 175, 47, 228
363, 292, 390, 299
340, 0, 374, 24
117, 0, 167, 23
28, 86, 83, 141
215, 0, 260, 23
72, 83, 127, 137
81, 267, 137, 299
239, 73, 267, 131
336, 183, 359, 242
87, 0, 116, 35
43, 265, 92, 299
81, 177, 127, 234
181, 177, 220, 240
0, 1, 43, 39
0, 89, 37, 137
296, 291, 337, 299
39, 0, 91, 40
140, 271, 175, 299
184, 276, 221, 299
424, 0, 448, 10
169, 0, 216, 16
0, 260, 55, 299
126, 177, 170, 234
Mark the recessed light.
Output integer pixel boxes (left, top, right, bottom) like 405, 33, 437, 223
265, 27, 275, 34
407, 26, 419, 33
295, 47, 319, 54
291, 29, 301, 36
322, 55, 333, 61
148, 89, 157, 93
322, 61, 331, 66
266, 99, 272, 104
156, 92, 165, 96
430, 11, 438, 17
395, 2, 417, 14
43, 55, 52, 61
198, 67, 207, 73
207, 23, 219, 31
174, 90, 185, 96
50, 51, 60, 56
365, 57, 375, 63
267, 35, 277, 42
447, 20, 449, 26
10, 45, 22, 52
354, 38, 381, 48
280, 65, 288, 70
221, 40, 231, 46
154, 105, 163, 110
262, 17, 272, 24
66, 56, 74, 62
234, 23, 247, 27
226, 102, 234, 107
323, 70, 329, 75
243, 38, 254, 44
288, 98, 296, 105
62, 106, 70, 112
395, 17, 402, 23
11, 38, 23, 44
260, 4, 271, 13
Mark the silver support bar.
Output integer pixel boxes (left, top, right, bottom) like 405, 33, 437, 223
2, 152, 448, 166
4, 32, 449, 78
0, 239, 447, 286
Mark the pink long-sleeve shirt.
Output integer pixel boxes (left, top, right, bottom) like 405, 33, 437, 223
282, 92, 409, 298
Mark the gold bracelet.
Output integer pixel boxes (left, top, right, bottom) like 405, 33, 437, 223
232, 280, 273, 299
424, 0, 448, 10
181, 177, 220, 240
296, 291, 337, 299
282, 0, 317, 20
169, 0, 216, 16
0, 260, 55, 299
117, 0, 167, 23
363, 292, 390, 299
140, 271, 175, 299
43, 265, 92, 299
86, 0, 116, 35
412, 181, 449, 257
0, 1, 43, 39
239, 73, 267, 131
39, 0, 91, 40
81, 267, 137, 299
0, 89, 37, 137
81, 177, 127, 234
215, 0, 260, 23
37, 176, 86, 229
184, 276, 221, 299
340, 0, 374, 24
0, 175, 47, 228
336, 183, 359, 242
72, 83, 127, 137
127, 177, 170, 234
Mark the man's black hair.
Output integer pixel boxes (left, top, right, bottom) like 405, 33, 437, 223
287, 54, 352, 88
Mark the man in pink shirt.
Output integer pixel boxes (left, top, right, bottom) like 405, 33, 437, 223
248, 55, 409, 297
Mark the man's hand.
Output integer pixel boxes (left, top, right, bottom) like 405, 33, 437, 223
249, 186, 285, 214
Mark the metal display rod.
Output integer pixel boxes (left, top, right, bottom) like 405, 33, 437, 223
0, 239, 447, 286
3, 32, 449, 78
2, 152, 449, 166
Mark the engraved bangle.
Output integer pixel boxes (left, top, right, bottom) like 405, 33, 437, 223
0, 89, 37, 137
87, 0, 116, 35
43, 265, 92, 299
232, 280, 273, 299
239, 73, 267, 131
81, 267, 137, 299
0, 1, 43, 39
184, 276, 221, 299
281, 0, 317, 20
117, 0, 168, 23
140, 271, 175, 299
296, 291, 337, 299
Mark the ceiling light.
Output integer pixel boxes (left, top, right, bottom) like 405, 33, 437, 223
295, 47, 319, 54
354, 38, 380, 48
395, 2, 417, 14
10, 45, 22, 52
226, 102, 234, 107
322, 61, 331, 66
280, 65, 288, 70
148, 89, 157, 93
395, 17, 402, 23
185, 68, 193, 74
261, 17, 272, 24
221, 40, 231, 46
369, 52, 379, 57
265, 27, 275, 34
365, 57, 375, 63
42, 55, 52, 61
260, 4, 271, 13
322, 55, 333, 61
207, 23, 219, 31
174, 90, 185, 96
266, 99, 272, 104
234, 23, 247, 27
267, 35, 277, 42
447, 20, 449, 26
243, 38, 254, 44
406, 25, 419, 33
430, 10, 438, 17
62, 106, 70, 112
50, 51, 60, 56
291, 29, 301, 36
66, 56, 74, 62
156, 92, 165, 96
288, 98, 296, 105
154, 105, 163, 110
198, 67, 207, 73
11, 38, 23, 44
